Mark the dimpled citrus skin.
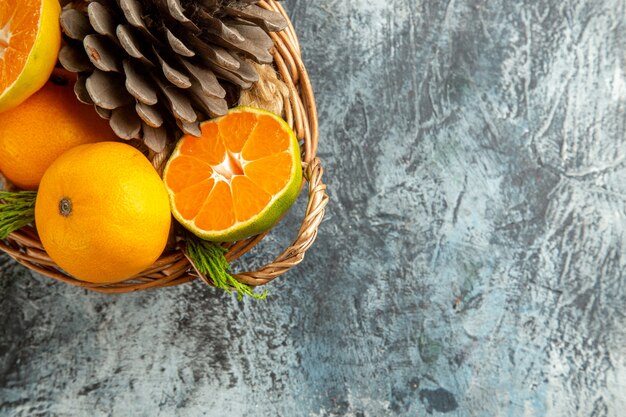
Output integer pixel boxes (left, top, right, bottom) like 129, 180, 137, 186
0, 73, 116, 189
0, 0, 61, 113
35, 142, 172, 284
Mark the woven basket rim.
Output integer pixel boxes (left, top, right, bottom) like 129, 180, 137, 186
0, 0, 329, 293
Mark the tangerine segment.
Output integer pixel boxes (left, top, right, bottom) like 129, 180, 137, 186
241, 114, 291, 160
0, 1, 40, 91
174, 178, 215, 220
244, 152, 293, 195
195, 181, 236, 231
179, 122, 224, 165
164, 155, 214, 192
219, 110, 257, 153
231, 176, 272, 222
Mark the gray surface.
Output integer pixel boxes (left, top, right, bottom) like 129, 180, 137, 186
1, 0, 626, 416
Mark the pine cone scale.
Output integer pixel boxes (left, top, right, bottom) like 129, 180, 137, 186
84, 35, 123, 72
95, 106, 112, 120
224, 5, 288, 32
110, 107, 142, 139
183, 36, 240, 71
180, 60, 226, 98
116, 25, 152, 64
59, 44, 94, 73
203, 23, 273, 64
123, 60, 159, 105
154, 78, 198, 124
210, 65, 252, 89
190, 83, 228, 117
154, 50, 193, 89
177, 118, 202, 137
136, 102, 164, 127
87, 2, 117, 38
197, 12, 246, 44
229, 58, 260, 83
74, 74, 94, 105
60, 9, 93, 40
165, 0, 192, 24
165, 29, 196, 57
85, 70, 133, 109
143, 125, 168, 152
119, 0, 147, 29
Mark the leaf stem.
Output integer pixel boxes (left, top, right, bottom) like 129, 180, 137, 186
185, 233, 267, 300
0, 191, 37, 239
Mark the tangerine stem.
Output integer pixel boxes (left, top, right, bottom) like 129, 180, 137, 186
59, 198, 72, 217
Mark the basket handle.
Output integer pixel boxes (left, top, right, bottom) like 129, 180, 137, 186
231, 157, 328, 286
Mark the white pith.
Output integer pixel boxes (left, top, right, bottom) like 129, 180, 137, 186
211, 150, 246, 183
0, 11, 15, 62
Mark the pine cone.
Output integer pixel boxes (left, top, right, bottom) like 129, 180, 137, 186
59, 0, 287, 152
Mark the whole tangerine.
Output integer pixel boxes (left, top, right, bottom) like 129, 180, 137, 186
0, 70, 116, 190
35, 142, 172, 284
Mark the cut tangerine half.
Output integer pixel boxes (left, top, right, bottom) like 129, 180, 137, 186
0, 0, 61, 113
163, 107, 303, 242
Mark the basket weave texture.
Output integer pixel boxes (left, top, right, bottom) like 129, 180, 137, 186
0, 1, 328, 293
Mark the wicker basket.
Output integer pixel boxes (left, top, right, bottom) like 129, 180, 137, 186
0, 1, 328, 294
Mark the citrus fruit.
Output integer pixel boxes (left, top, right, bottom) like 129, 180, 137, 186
0, 0, 61, 113
163, 106, 303, 242
35, 142, 172, 284
0, 70, 116, 190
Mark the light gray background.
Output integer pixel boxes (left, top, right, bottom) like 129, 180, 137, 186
2, 0, 626, 416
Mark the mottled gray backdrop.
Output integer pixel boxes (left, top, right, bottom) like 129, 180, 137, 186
2, 0, 626, 416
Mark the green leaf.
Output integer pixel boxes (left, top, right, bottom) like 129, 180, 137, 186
185, 233, 267, 300
0, 191, 37, 239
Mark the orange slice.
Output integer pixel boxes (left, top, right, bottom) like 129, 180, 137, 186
163, 107, 303, 242
0, 0, 61, 113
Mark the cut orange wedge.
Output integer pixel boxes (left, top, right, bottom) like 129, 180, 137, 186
163, 107, 303, 242
0, 0, 61, 113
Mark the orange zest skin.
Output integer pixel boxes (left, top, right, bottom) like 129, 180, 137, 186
164, 107, 303, 242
